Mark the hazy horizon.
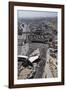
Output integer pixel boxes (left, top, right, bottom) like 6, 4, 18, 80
17, 10, 57, 19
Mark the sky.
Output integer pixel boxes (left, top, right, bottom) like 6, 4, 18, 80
17, 10, 57, 19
